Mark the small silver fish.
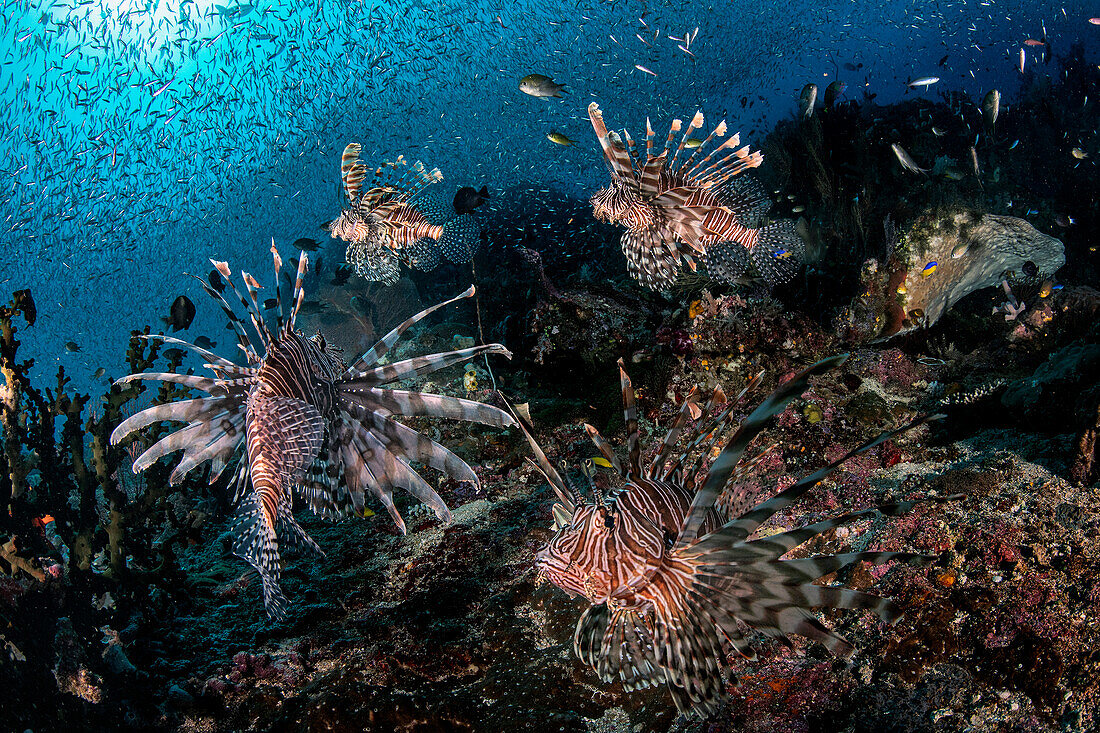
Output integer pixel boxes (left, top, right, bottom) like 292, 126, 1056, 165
891, 143, 928, 174
982, 89, 1000, 127
799, 83, 817, 118
908, 76, 940, 88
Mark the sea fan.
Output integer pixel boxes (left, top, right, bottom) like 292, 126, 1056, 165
587, 102, 804, 290
516, 355, 941, 716
111, 244, 515, 619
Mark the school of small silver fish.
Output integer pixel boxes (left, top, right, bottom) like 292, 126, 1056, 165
2, 1, 1092, 387
1, 0, 1097, 720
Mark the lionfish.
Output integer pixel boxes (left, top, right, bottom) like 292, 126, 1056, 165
326, 143, 481, 285
516, 355, 940, 716
587, 102, 805, 290
110, 245, 515, 619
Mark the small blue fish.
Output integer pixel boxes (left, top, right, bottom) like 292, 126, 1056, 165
773, 249, 792, 260
922, 261, 938, 276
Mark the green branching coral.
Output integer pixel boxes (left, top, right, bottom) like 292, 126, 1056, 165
0, 288, 211, 592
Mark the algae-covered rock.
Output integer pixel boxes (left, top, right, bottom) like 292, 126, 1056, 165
838, 209, 1064, 341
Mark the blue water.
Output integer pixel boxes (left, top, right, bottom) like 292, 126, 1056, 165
0, 0, 1097, 390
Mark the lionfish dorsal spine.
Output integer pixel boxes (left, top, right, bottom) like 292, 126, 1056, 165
269, 240, 285, 332
341, 143, 366, 202
644, 117, 655, 161
648, 387, 703, 478
587, 102, 635, 183
676, 120, 727, 179
675, 356, 845, 551
215, 262, 272, 353
689, 137, 745, 187
663, 117, 682, 157
583, 423, 624, 476
667, 110, 704, 173
617, 360, 642, 478
637, 150, 668, 197
241, 271, 274, 346
286, 251, 309, 331
196, 276, 259, 362
621, 126, 640, 174
513, 408, 575, 511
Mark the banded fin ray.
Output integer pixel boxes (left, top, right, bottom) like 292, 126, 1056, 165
675, 355, 847, 551
343, 285, 476, 378
339, 386, 515, 427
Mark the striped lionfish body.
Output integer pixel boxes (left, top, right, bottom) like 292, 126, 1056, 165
587, 102, 805, 290
518, 356, 939, 716
326, 143, 481, 284
111, 245, 515, 619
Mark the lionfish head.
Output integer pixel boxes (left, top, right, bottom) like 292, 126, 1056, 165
535, 501, 615, 602
589, 179, 646, 225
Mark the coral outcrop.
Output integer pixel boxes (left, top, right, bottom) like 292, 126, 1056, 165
838, 209, 1065, 341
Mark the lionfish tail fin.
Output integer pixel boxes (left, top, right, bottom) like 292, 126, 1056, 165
230, 492, 287, 621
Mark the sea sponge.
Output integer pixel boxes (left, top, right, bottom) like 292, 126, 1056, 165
839, 209, 1064, 341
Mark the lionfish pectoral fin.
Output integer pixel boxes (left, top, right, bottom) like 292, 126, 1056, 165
649, 589, 728, 717
229, 491, 288, 621
593, 606, 664, 692
750, 220, 806, 287
574, 603, 611, 670
342, 285, 477, 378
621, 230, 679, 291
